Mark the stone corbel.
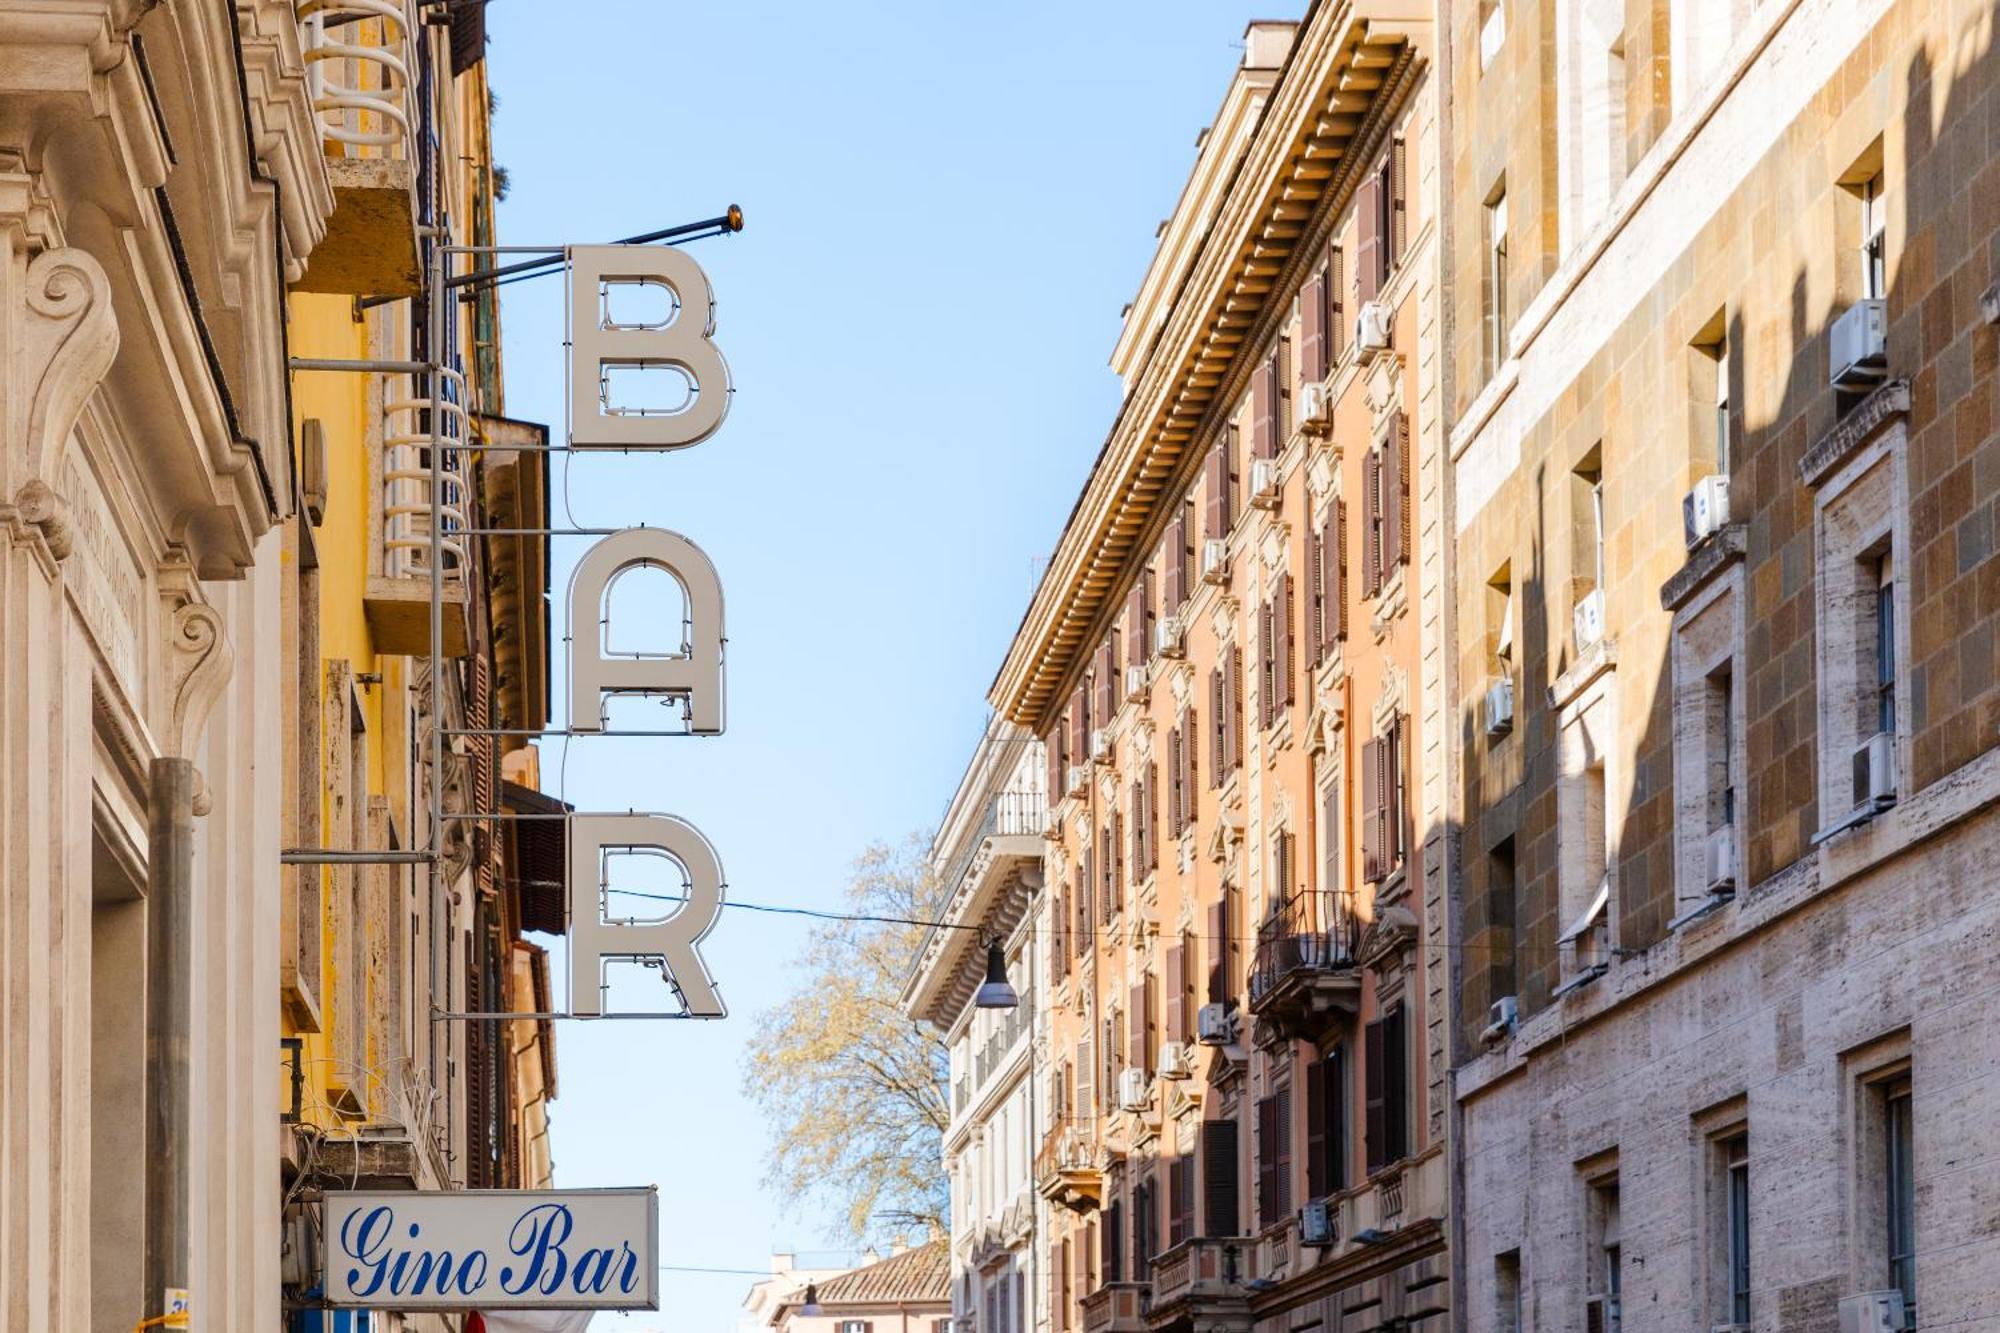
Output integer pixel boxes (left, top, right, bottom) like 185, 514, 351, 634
159, 554, 234, 815
6, 476, 72, 561
1358, 902, 1419, 969
15, 246, 119, 487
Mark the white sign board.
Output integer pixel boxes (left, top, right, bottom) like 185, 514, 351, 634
324, 1188, 658, 1310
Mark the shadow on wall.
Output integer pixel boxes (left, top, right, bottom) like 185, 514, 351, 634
1450, 0, 1999, 1042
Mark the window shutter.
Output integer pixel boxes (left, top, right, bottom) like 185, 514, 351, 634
1364, 1017, 1387, 1172
1095, 642, 1115, 728
1259, 599, 1276, 730
1255, 1095, 1279, 1227
1077, 1036, 1094, 1117
1302, 270, 1327, 384
1070, 687, 1088, 773
1383, 432, 1403, 581
1329, 244, 1346, 360
1103, 1199, 1123, 1283
1052, 886, 1067, 983
1390, 138, 1408, 264
1389, 714, 1407, 867
1377, 725, 1394, 873
1394, 409, 1412, 565
1047, 724, 1066, 801
1226, 646, 1243, 771
1361, 739, 1382, 882
1336, 497, 1351, 637
1364, 448, 1383, 597
1355, 174, 1383, 305
1274, 831, 1292, 903
1128, 982, 1146, 1076
1321, 780, 1340, 893
1251, 359, 1278, 460
1385, 1005, 1409, 1162
1169, 1153, 1192, 1247
1144, 972, 1159, 1073
1280, 574, 1296, 707
1204, 441, 1229, 542
1167, 727, 1183, 837
1111, 815, 1124, 909
1164, 943, 1186, 1044
1146, 761, 1159, 870
1185, 705, 1198, 809
1202, 1117, 1241, 1238
1327, 1046, 1348, 1193
1075, 875, 1089, 959
1306, 1055, 1329, 1200
1308, 526, 1325, 665
1206, 901, 1228, 1003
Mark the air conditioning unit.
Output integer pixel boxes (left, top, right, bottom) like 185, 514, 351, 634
1355, 300, 1391, 355
1704, 825, 1737, 893
1066, 764, 1090, 796
1155, 616, 1185, 659
1683, 474, 1731, 549
1201, 538, 1231, 585
1196, 1002, 1235, 1046
1836, 1291, 1907, 1333
1829, 299, 1888, 391
1851, 730, 1897, 811
1573, 588, 1606, 648
1484, 676, 1515, 736
1157, 1042, 1193, 1080
1298, 1199, 1336, 1246
1249, 457, 1283, 509
1299, 382, 1333, 435
1118, 1066, 1151, 1112
1479, 995, 1518, 1045
1125, 663, 1150, 702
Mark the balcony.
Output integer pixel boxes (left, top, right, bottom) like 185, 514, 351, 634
1145, 1238, 1251, 1331
1035, 1120, 1112, 1213
1080, 1282, 1151, 1333
293, 0, 422, 295
365, 368, 470, 655
938, 788, 1047, 901
1247, 889, 1361, 1042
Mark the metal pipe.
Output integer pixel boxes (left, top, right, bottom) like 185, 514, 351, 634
287, 356, 433, 374
443, 207, 743, 292
144, 758, 195, 1327
440, 726, 698, 738
280, 848, 437, 865
430, 1011, 692, 1022
426, 230, 447, 1112
456, 526, 623, 537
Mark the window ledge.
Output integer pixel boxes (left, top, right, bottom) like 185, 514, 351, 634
1799, 377, 1908, 488
1371, 564, 1410, 637
1660, 523, 1747, 612
1548, 636, 1617, 711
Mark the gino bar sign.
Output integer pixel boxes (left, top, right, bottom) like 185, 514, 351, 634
324, 1188, 658, 1310
562, 245, 733, 1019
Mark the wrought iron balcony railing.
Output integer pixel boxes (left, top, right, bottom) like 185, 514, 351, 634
1246, 889, 1361, 1038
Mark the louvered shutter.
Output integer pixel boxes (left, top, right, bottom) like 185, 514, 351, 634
1185, 706, 1199, 809
1326, 1048, 1349, 1193
1251, 360, 1277, 460
1110, 817, 1124, 914
1165, 510, 1189, 610
1383, 431, 1404, 578
1364, 1017, 1387, 1172
1321, 781, 1340, 893
1275, 1089, 1294, 1221
1051, 886, 1067, 983
1390, 138, 1408, 265
1167, 728, 1183, 837
1095, 642, 1114, 727
1129, 982, 1147, 1076
1144, 972, 1160, 1075
1330, 245, 1346, 360
1103, 1199, 1123, 1283
1356, 174, 1383, 305
1075, 875, 1090, 959
1047, 724, 1066, 800
1204, 442, 1228, 541
1384, 1005, 1409, 1161
1308, 526, 1325, 665
1361, 739, 1382, 882
1070, 688, 1088, 773
1302, 270, 1328, 384
1255, 1095, 1279, 1227
1364, 448, 1383, 596
1203, 1118, 1240, 1238
1206, 901, 1228, 1003
1128, 577, 1151, 668
1224, 647, 1242, 771
1146, 762, 1159, 869
1334, 500, 1351, 642
1280, 574, 1296, 707
1077, 1036, 1094, 1117
1274, 831, 1292, 904
1209, 670, 1225, 784
1168, 1154, 1190, 1247
1258, 599, 1275, 730
1306, 1058, 1328, 1199
1164, 944, 1185, 1044
1395, 409, 1412, 565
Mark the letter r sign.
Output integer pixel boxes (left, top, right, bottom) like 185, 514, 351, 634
569, 813, 725, 1018
569, 245, 732, 448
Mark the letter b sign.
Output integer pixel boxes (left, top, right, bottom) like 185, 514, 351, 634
570, 245, 731, 448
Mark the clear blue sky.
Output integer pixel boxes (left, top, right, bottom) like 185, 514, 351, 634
486, 4, 1290, 1329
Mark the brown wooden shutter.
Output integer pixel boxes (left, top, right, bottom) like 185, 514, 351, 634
1164, 943, 1186, 1044
1167, 727, 1183, 837
1166, 508, 1190, 610
1146, 762, 1159, 870
1047, 724, 1065, 799
1103, 1199, 1123, 1283
1364, 1017, 1387, 1172
1204, 442, 1228, 541
1209, 669, 1225, 784
1363, 448, 1383, 596
1308, 526, 1325, 665
1129, 574, 1154, 668
1355, 174, 1383, 305
1111, 815, 1125, 909
1321, 780, 1340, 892
1302, 270, 1327, 384
1361, 739, 1382, 882
1077, 1035, 1094, 1116
1070, 688, 1088, 772
1169, 1154, 1194, 1247
1258, 599, 1275, 730
1395, 409, 1412, 565
1129, 981, 1147, 1076
1274, 831, 1292, 904
1075, 874, 1090, 959
1094, 642, 1114, 726
1390, 137, 1408, 264
1330, 245, 1346, 360
1280, 574, 1296, 707
1305, 1056, 1328, 1199
1336, 497, 1351, 637
1384, 433, 1404, 578
1384, 1005, 1409, 1161
1225, 646, 1243, 771
1251, 359, 1277, 460
1202, 1117, 1241, 1237
1185, 705, 1199, 808
1255, 1095, 1279, 1227
1206, 901, 1228, 1003
1145, 972, 1160, 1074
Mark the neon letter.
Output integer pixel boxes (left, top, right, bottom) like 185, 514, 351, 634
568, 527, 725, 735
568, 814, 725, 1018
569, 244, 731, 448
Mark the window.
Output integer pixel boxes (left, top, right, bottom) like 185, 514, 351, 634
1133, 1177, 1159, 1281
1861, 173, 1887, 300
1364, 1005, 1410, 1171
1202, 1117, 1241, 1237
1480, 0, 1507, 69
1487, 837, 1518, 1003
1485, 188, 1509, 372
1872, 552, 1896, 739
1721, 1132, 1751, 1324
1305, 1046, 1348, 1198
1561, 0, 1630, 241
1586, 1173, 1623, 1333
1714, 334, 1732, 477
1255, 1088, 1293, 1227
839, 1321, 872, 1333
1495, 1250, 1523, 1333
1361, 718, 1408, 882
1885, 1077, 1916, 1316
1709, 664, 1736, 834
1570, 446, 1607, 641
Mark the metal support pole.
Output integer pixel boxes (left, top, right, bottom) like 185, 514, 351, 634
287, 357, 432, 374
280, 848, 438, 865
144, 758, 194, 1326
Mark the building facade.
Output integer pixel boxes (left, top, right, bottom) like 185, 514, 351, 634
1441, 0, 2000, 1319
0, 0, 551, 1327
903, 727, 1047, 1333
753, 1241, 953, 1333
987, 11, 1451, 1333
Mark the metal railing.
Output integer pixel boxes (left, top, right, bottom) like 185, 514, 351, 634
1248, 888, 1360, 1005
382, 368, 469, 578
297, 0, 417, 157
937, 787, 1047, 900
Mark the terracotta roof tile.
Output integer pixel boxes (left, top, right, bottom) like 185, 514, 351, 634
813, 1239, 950, 1308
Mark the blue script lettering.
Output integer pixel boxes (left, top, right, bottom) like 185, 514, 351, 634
337, 1206, 489, 1298
495, 1205, 644, 1297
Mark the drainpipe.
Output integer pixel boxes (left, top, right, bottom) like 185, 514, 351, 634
145, 757, 195, 1323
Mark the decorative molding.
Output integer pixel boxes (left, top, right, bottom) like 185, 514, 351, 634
1799, 377, 1908, 488
1548, 636, 1618, 713
14, 245, 119, 488
1659, 523, 1747, 612
158, 552, 233, 813
11, 477, 71, 560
